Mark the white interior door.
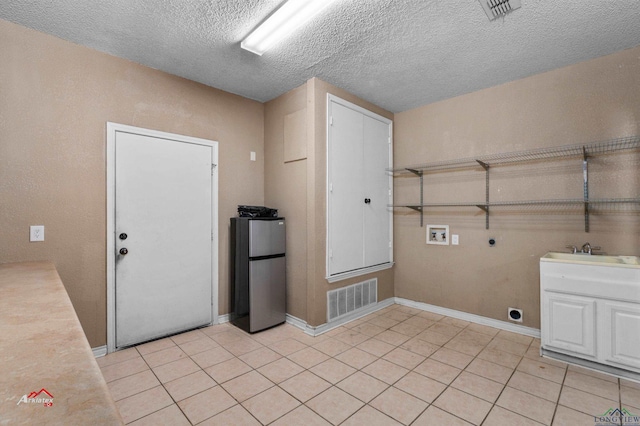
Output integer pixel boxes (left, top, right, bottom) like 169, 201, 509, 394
329, 102, 365, 275
363, 115, 392, 267
113, 129, 214, 348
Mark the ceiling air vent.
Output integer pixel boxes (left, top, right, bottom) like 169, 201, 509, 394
479, 0, 522, 20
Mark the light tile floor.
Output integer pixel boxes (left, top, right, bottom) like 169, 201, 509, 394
99, 304, 640, 425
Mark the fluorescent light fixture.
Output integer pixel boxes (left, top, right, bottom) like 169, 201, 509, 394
241, 0, 338, 56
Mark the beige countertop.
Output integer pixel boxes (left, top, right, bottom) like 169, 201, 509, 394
0, 262, 123, 425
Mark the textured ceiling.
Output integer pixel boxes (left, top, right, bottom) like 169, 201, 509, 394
1, 0, 640, 113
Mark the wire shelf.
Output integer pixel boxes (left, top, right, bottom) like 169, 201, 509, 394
389, 136, 640, 174
391, 198, 640, 211
390, 136, 640, 230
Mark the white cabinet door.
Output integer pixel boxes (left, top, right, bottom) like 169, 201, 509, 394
363, 114, 392, 267
543, 292, 597, 358
327, 96, 392, 278
329, 102, 365, 274
602, 301, 640, 371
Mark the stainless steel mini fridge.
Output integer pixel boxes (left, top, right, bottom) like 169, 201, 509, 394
230, 217, 286, 333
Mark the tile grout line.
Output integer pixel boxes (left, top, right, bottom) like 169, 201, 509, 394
436, 321, 547, 425
133, 332, 245, 425
345, 310, 516, 425
128, 345, 187, 425
406, 315, 505, 426
121, 314, 447, 424
106, 305, 625, 426
338, 308, 444, 425
272, 309, 436, 424
141, 345, 189, 425
455, 322, 515, 426
141, 340, 200, 425
191, 332, 281, 425
481, 338, 546, 425
616, 374, 622, 426
360, 312, 489, 425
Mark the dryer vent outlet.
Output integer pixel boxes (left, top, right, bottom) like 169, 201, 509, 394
508, 307, 523, 322
479, 0, 522, 21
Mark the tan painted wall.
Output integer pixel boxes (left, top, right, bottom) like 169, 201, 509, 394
306, 78, 395, 326
4, 16, 636, 344
265, 79, 396, 325
0, 19, 264, 347
393, 46, 640, 328
264, 84, 308, 320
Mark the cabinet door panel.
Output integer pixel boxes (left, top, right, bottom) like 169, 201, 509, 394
363, 115, 391, 267
602, 301, 640, 371
542, 292, 596, 357
328, 102, 364, 275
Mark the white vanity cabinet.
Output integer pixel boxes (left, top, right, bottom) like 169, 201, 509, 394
540, 252, 640, 377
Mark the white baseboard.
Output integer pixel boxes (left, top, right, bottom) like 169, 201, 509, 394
121, 299, 537, 352
285, 298, 395, 336
285, 313, 308, 331
394, 297, 541, 338
92, 345, 107, 358
541, 348, 640, 382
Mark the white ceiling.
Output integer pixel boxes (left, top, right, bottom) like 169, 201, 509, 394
2, 0, 640, 113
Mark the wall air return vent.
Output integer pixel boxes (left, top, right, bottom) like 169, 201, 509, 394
479, 0, 522, 20
327, 279, 377, 322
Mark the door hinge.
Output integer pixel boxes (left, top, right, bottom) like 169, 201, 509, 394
211, 164, 217, 175
330, 116, 333, 126
388, 137, 391, 144
329, 182, 333, 193
329, 249, 333, 259
211, 231, 214, 240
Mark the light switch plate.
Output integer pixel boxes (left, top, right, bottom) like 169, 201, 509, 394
250, 151, 256, 161
30, 225, 45, 242
452, 234, 459, 245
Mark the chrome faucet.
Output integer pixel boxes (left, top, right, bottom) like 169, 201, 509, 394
580, 242, 601, 255
566, 245, 578, 254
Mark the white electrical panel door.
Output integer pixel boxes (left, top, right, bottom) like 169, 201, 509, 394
363, 115, 392, 267
327, 96, 392, 278
328, 102, 365, 275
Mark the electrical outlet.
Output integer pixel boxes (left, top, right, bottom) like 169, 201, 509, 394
250, 151, 256, 161
452, 234, 459, 245
30, 225, 45, 242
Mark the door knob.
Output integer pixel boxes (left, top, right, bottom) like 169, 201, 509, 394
119, 233, 128, 240
364, 198, 371, 204
119, 248, 129, 255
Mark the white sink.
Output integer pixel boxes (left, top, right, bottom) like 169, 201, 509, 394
540, 252, 640, 303
541, 252, 640, 268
